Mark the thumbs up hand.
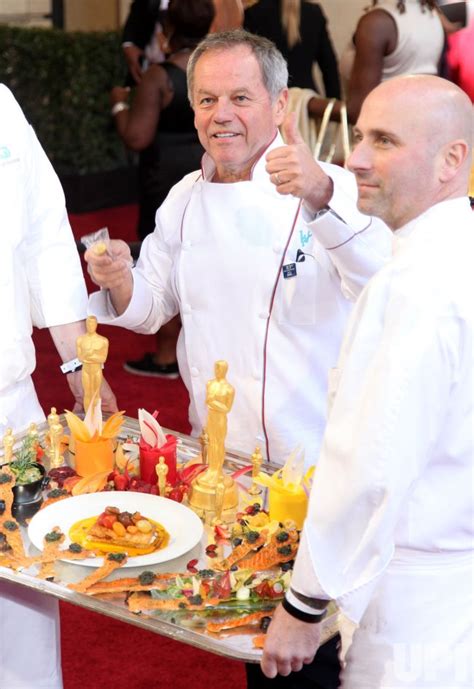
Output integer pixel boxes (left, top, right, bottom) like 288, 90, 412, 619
266, 112, 333, 214
281, 111, 305, 146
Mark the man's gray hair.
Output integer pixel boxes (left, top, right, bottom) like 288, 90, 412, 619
187, 29, 289, 105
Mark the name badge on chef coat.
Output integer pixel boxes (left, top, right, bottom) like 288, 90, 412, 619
282, 263, 297, 279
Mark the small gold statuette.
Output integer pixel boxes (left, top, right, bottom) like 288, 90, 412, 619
1, 427, 15, 464
211, 477, 226, 526
28, 422, 39, 441
248, 445, 263, 495
156, 456, 169, 497
188, 361, 238, 521
199, 427, 209, 464
76, 315, 109, 414
47, 407, 64, 469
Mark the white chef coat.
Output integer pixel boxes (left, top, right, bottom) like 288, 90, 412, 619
0, 84, 88, 434
0, 84, 87, 689
291, 198, 474, 687
91, 132, 391, 466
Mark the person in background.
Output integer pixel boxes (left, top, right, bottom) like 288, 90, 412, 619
0, 84, 117, 689
261, 75, 473, 688
244, 0, 340, 97
445, 1, 474, 100
118, 0, 242, 378
122, 0, 166, 85
112, 0, 216, 378
342, 0, 445, 123
86, 29, 392, 688
122, 0, 243, 85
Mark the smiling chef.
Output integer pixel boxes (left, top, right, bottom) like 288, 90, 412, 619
86, 30, 392, 471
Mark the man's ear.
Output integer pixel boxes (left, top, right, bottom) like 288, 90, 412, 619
274, 88, 289, 127
438, 139, 469, 182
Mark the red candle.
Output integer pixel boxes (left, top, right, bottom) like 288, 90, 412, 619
139, 434, 177, 486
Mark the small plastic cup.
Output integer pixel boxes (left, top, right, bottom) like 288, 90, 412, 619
268, 484, 308, 529
73, 438, 114, 477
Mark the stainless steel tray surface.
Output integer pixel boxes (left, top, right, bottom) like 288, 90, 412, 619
0, 417, 337, 662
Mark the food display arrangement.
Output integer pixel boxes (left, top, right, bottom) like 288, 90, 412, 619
0, 336, 337, 661
0, 418, 337, 661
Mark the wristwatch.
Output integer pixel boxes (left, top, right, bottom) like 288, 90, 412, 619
315, 205, 331, 218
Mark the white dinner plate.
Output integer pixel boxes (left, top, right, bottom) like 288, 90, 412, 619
28, 491, 203, 568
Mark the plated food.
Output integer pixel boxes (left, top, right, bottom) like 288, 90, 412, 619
27, 491, 203, 568
69, 506, 170, 557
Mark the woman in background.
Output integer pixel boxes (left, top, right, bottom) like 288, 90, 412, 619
343, 0, 444, 122
244, 0, 341, 97
110, 0, 215, 377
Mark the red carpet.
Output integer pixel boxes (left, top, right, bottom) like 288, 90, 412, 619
60, 602, 245, 689
31, 204, 246, 689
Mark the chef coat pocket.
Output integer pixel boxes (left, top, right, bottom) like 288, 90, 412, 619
275, 259, 317, 325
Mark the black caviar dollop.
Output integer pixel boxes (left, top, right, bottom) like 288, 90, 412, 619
45, 530, 62, 542
138, 571, 156, 585
245, 531, 260, 544
47, 488, 68, 499
277, 544, 292, 556
276, 531, 289, 543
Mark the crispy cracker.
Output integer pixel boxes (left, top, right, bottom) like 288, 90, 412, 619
207, 610, 271, 633
126, 593, 223, 614
68, 553, 128, 593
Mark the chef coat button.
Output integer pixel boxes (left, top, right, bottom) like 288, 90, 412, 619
273, 244, 282, 254
253, 371, 261, 381
190, 367, 199, 377
182, 303, 192, 315
259, 312, 269, 319
182, 240, 192, 250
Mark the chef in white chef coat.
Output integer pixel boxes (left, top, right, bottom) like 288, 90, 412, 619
262, 75, 474, 688
0, 85, 117, 689
86, 30, 391, 469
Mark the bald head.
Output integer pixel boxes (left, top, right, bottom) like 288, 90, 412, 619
348, 75, 473, 229
365, 75, 472, 168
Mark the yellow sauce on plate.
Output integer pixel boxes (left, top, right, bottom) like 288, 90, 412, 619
69, 516, 170, 557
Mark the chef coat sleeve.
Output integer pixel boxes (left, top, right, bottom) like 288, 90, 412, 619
20, 110, 88, 328
307, 162, 393, 301
88, 220, 179, 334
289, 272, 461, 622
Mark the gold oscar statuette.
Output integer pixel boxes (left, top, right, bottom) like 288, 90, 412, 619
47, 407, 64, 469
76, 315, 109, 413
199, 427, 209, 464
248, 445, 263, 495
1, 427, 15, 464
156, 456, 169, 497
188, 360, 238, 520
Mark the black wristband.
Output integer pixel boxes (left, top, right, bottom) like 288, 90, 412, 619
282, 597, 327, 624
290, 588, 330, 611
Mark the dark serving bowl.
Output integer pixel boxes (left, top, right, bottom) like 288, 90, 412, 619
12, 462, 48, 505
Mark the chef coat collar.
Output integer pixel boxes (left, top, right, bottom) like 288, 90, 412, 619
200, 129, 283, 189
393, 197, 471, 252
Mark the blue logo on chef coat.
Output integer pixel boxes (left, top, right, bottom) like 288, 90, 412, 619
299, 229, 312, 247
0, 146, 11, 160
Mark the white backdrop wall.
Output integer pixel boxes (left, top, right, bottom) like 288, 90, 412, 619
319, 0, 367, 58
